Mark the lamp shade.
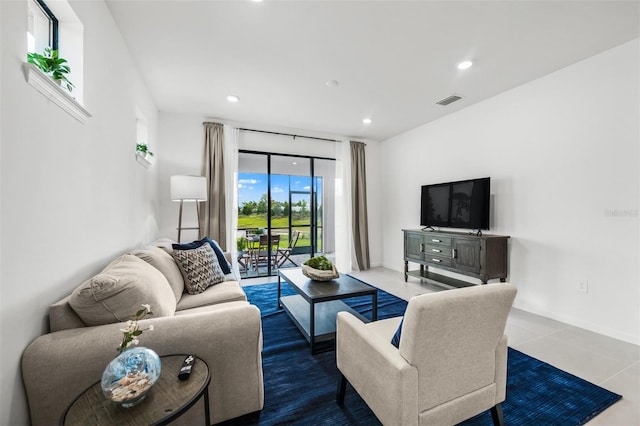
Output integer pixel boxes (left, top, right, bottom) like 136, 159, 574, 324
170, 175, 207, 202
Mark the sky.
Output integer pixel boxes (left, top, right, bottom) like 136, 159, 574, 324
238, 173, 314, 204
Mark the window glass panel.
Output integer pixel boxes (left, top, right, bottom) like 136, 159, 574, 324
27, 0, 53, 53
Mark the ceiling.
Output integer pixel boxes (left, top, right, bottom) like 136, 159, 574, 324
106, 1, 639, 142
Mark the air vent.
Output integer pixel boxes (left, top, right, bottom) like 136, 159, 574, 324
436, 95, 462, 106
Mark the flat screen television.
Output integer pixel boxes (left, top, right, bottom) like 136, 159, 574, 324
420, 177, 490, 231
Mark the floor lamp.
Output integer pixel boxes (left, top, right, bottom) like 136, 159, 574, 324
170, 175, 207, 242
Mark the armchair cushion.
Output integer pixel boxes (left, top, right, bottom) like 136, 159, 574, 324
68, 255, 177, 326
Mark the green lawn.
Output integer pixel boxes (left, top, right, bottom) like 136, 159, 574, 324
237, 215, 317, 249
238, 215, 316, 229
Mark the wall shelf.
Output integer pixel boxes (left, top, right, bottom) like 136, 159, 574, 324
135, 152, 152, 168
22, 62, 91, 124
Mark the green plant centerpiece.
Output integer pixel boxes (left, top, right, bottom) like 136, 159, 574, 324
135, 143, 154, 157
27, 47, 75, 92
302, 255, 339, 281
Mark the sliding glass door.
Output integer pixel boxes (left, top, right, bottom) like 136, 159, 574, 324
237, 151, 334, 278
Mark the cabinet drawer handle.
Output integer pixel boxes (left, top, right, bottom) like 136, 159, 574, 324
431, 258, 441, 263
452, 248, 457, 258
431, 239, 441, 243
420, 243, 424, 252
431, 249, 441, 253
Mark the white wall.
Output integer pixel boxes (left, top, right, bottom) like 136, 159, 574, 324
157, 112, 383, 267
0, 1, 160, 424
380, 39, 640, 345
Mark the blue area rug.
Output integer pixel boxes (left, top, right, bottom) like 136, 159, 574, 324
228, 281, 621, 425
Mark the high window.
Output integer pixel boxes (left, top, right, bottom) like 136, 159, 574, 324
24, 0, 88, 120
27, 0, 58, 53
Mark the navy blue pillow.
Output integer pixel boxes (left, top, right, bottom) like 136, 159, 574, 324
172, 239, 206, 250
391, 317, 404, 348
203, 237, 231, 275
172, 238, 231, 275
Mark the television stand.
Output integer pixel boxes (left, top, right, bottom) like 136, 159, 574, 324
403, 229, 509, 287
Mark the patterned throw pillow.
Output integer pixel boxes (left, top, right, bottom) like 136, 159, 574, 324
170, 243, 225, 295
172, 237, 232, 275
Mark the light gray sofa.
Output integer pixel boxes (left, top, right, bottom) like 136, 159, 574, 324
21, 240, 264, 425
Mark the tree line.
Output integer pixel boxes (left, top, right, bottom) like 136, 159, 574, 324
239, 194, 310, 219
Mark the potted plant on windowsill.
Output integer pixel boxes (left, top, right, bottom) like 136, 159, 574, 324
135, 143, 154, 159
27, 47, 75, 92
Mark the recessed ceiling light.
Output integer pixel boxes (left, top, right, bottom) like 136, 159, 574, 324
226, 95, 239, 103
292, 162, 297, 165
326, 80, 339, 88
457, 60, 473, 70
362, 118, 372, 124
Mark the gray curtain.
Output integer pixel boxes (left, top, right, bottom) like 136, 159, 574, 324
350, 141, 370, 270
201, 122, 227, 249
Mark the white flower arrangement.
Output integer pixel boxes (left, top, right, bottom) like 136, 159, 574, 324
117, 304, 153, 353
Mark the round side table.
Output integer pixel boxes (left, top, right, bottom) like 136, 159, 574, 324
61, 354, 210, 426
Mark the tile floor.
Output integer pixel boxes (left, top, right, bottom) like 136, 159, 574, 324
242, 267, 640, 425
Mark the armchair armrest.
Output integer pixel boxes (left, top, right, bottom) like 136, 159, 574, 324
495, 334, 508, 403
336, 312, 419, 426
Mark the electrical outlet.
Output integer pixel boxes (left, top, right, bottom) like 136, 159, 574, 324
578, 280, 589, 293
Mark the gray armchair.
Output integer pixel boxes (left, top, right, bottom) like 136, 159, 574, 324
336, 283, 517, 426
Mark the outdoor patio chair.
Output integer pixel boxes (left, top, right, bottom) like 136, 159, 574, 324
253, 234, 280, 270
276, 231, 301, 267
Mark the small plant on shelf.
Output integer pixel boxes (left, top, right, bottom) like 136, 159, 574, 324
136, 143, 154, 157
27, 47, 75, 92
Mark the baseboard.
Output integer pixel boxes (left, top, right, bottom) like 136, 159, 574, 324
512, 299, 640, 347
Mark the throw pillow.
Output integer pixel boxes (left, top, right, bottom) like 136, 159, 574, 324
171, 243, 225, 295
391, 317, 404, 348
129, 245, 185, 303
173, 237, 232, 275
69, 254, 177, 326
203, 237, 232, 275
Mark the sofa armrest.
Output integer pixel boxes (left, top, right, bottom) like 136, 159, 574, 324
49, 295, 87, 332
22, 303, 263, 426
336, 312, 418, 426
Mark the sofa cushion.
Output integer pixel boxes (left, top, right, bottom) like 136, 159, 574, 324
171, 243, 225, 295
69, 255, 177, 326
176, 281, 247, 311
129, 245, 185, 303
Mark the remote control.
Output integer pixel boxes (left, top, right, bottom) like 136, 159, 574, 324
178, 355, 195, 381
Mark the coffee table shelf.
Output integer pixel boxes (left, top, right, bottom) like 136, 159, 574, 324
278, 268, 377, 354
280, 295, 368, 343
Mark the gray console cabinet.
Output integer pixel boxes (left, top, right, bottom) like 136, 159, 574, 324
403, 229, 509, 288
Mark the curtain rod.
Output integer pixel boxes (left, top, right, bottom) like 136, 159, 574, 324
238, 128, 342, 143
